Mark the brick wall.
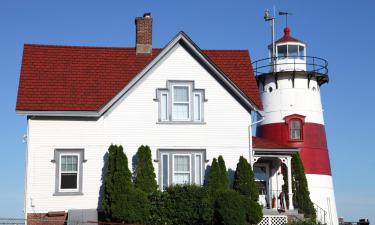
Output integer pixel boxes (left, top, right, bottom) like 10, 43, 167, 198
27, 212, 66, 225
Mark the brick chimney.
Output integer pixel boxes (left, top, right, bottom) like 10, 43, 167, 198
135, 13, 153, 55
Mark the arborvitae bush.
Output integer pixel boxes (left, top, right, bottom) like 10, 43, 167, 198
102, 145, 132, 217
218, 156, 230, 190
292, 153, 316, 220
102, 144, 116, 216
207, 156, 229, 194
213, 190, 246, 225
134, 145, 157, 194
114, 188, 150, 224
147, 191, 173, 225
166, 185, 213, 225
233, 156, 263, 224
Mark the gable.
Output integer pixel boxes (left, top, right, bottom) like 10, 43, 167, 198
16, 32, 262, 116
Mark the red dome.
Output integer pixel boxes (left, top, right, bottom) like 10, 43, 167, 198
274, 27, 304, 44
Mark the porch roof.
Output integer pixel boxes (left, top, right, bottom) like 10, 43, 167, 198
252, 136, 298, 155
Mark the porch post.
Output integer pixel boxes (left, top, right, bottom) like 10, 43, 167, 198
287, 156, 294, 210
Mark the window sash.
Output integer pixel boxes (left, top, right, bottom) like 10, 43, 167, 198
59, 153, 80, 192
172, 85, 191, 121
172, 154, 191, 185
193, 93, 201, 121
195, 154, 202, 185
161, 154, 169, 190
290, 120, 302, 140
161, 93, 168, 121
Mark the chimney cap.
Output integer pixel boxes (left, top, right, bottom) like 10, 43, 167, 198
143, 12, 151, 18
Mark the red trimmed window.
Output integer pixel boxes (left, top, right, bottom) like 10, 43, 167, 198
284, 114, 305, 141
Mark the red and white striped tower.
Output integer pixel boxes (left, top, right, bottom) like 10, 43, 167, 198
253, 27, 338, 225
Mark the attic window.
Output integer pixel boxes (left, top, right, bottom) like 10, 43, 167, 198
284, 114, 306, 142
290, 120, 302, 140
156, 81, 205, 123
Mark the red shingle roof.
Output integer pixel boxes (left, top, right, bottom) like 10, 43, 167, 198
16, 44, 262, 112
252, 136, 296, 149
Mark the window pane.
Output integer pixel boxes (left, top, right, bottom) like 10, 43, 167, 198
288, 45, 298, 57
299, 46, 305, 58
254, 166, 267, 181
174, 173, 190, 184
60, 173, 77, 189
195, 155, 202, 184
162, 155, 169, 189
174, 86, 189, 102
61, 155, 78, 172
291, 120, 301, 129
174, 155, 190, 172
194, 94, 201, 121
173, 103, 189, 119
161, 93, 168, 121
291, 129, 301, 140
277, 45, 287, 58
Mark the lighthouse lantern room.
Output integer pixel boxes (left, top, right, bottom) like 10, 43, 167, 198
253, 23, 338, 225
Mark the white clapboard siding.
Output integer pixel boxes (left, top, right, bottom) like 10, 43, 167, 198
25, 43, 252, 213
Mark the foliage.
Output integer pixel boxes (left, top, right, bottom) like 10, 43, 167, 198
113, 188, 150, 224
218, 156, 230, 190
292, 153, 316, 220
101, 144, 134, 221
233, 156, 263, 224
147, 191, 173, 225
287, 219, 323, 225
207, 156, 229, 194
134, 145, 158, 194
213, 190, 247, 225
166, 185, 213, 225
281, 163, 290, 208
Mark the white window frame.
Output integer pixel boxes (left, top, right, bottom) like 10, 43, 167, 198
194, 153, 203, 185
160, 92, 169, 121
171, 85, 191, 121
193, 93, 202, 122
58, 153, 80, 192
161, 153, 169, 189
172, 154, 192, 185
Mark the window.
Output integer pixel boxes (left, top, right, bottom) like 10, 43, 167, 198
277, 45, 287, 58
284, 114, 305, 142
157, 81, 204, 123
159, 150, 204, 190
290, 120, 302, 140
54, 149, 84, 195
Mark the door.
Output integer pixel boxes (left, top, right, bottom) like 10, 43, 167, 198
254, 163, 270, 208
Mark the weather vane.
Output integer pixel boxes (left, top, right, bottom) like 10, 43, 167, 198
279, 11, 292, 27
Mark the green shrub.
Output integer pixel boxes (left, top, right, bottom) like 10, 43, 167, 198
207, 156, 229, 194
134, 145, 157, 194
213, 190, 246, 225
233, 156, 263, 224
147, 191, 173, 225
167, 185, 213, 225
102, 144, 133, 219
113, 188, 150, 224
292, 153, 316, 220
287, 219, 322, 225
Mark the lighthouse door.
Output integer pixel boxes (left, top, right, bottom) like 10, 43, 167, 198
254, 163, 270, 208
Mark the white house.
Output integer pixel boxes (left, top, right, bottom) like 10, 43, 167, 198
16, 13, 335, 225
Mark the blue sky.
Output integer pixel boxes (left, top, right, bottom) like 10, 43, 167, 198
0, 0, 374, 222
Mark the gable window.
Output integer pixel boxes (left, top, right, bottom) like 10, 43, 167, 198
159, 150, 205, 190
284, 114, 305, 142
290, 120, 302, 140
54, 149, 84, 195
156, 81, 205, 123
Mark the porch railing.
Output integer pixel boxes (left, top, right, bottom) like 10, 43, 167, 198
313, 202, 328, 225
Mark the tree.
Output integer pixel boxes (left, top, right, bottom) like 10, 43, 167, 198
218, 156, 230, 190
101, 145, 133, 221
102, 144, 116, 215
233, 156, 263, 224
207, 156, 229, 193
292, 153, 316, 220
213, 190, 247, 225
134, 145, 157, 193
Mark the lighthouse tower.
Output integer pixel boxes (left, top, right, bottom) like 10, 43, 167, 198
253, 27, 338, 225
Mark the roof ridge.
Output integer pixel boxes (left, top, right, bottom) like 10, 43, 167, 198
24, 43, 248, 52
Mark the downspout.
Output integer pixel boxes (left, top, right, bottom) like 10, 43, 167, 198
249, 111, 264, 167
